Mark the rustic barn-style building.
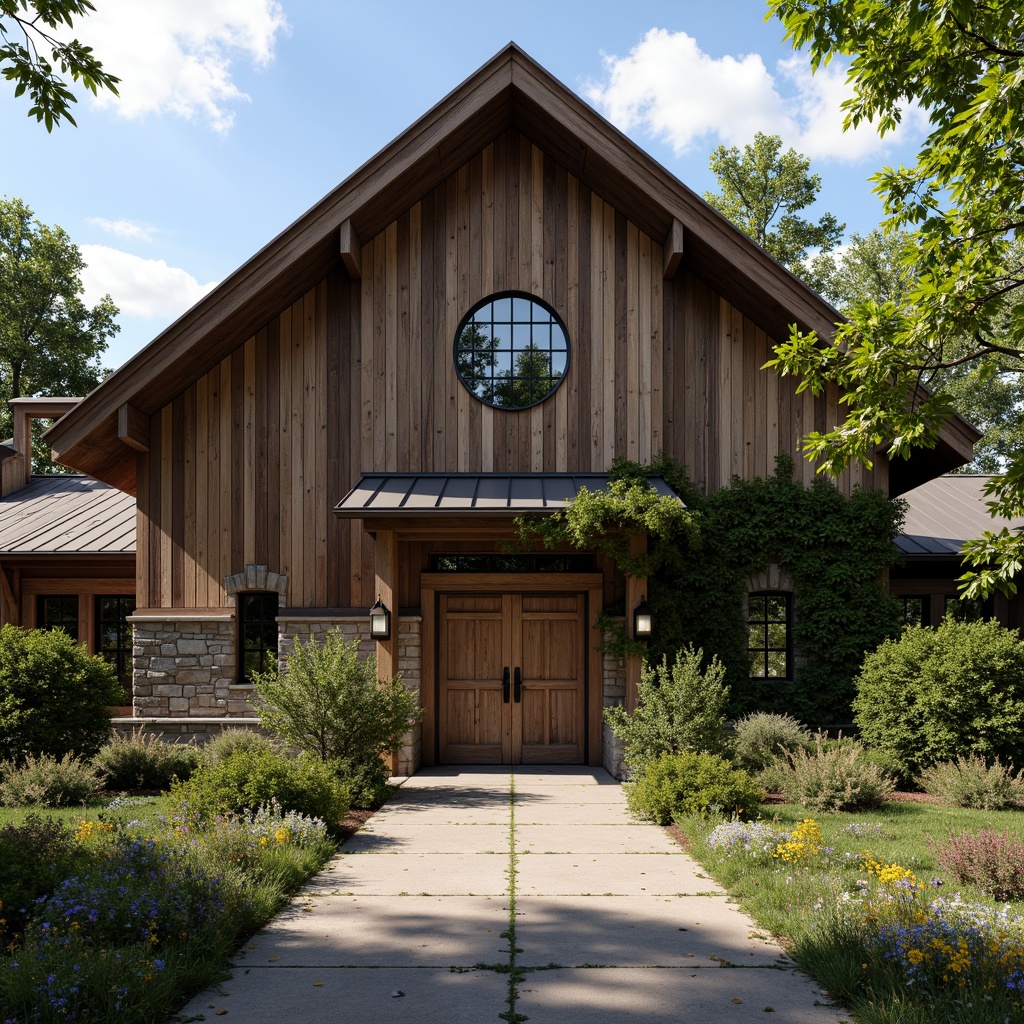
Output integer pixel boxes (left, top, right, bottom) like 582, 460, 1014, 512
35, 46, 980, 774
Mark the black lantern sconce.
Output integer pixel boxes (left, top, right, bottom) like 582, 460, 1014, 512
369, 597, 391, 641
633, 595, 653, 640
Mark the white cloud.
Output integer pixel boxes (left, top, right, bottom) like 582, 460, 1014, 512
80, 245, 218, 320
74, 0, 289, 132
587, 28, 926, 163
86, 217, 156, 242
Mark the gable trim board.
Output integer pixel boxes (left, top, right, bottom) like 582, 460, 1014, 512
45, 44, 974, 495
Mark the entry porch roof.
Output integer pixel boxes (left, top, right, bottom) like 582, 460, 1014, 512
334, 472, 680, 517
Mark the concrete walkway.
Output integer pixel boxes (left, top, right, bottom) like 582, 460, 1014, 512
179, 767, 851, 1022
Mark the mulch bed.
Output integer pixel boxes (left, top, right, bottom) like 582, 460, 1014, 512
337, 807, 375, 843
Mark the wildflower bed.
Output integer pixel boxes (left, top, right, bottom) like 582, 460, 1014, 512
0, 797, 337, 1023
679, 803, 1024, 1024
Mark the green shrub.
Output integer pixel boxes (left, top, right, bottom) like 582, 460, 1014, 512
627, 751, 763, 824
92, 730, 201, 791
201, 727, 276, 765
0, 623, 123, 760
0, 751, 104, 806
253, 629, 420, 807
771, 734, 892, 812
605, 646, 731, 773
935, 829, 1024, 902
170, 746, 350, 826
853, 618, 1024, 779
918, 755, 1024, 810
732, 711, 812, 772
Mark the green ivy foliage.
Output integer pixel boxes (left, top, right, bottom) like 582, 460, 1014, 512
521, 454, 904, 727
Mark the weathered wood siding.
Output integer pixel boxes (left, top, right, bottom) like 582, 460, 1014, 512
135, 127, 884, 610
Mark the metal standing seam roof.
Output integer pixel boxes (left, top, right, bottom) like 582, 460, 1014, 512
0, 476, 136, 555
334, 473, 681, 516
897, 474, 1024, 556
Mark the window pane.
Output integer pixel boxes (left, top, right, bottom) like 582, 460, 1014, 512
901, 597, 924, 627
767, 622, 787, 649
747, 595, 766, 623
749, 652, 767, 678
748, 623, 767, 650
766, 596, 788, 620
767, 651, 788, 677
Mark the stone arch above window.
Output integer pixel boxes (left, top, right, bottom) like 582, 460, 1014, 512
223, 564, 288, 607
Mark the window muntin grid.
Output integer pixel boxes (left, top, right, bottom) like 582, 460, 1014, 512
748, 591, 791, 679
454, 292, 570, 409
97, 594, 136, 683
38, 595, 79, 641
239, 592, 279, 684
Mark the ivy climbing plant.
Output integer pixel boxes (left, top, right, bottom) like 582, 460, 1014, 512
517, 454, 904, 727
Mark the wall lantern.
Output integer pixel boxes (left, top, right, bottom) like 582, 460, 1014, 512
633, 595, 653, 640
369, 597, 391, 641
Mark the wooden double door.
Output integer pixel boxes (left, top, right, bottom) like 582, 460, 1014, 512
438, 591, 587, 764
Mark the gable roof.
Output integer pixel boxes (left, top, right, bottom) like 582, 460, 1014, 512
46, 43, 976, 494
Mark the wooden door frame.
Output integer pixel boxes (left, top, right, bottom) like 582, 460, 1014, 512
421, 572, 605, 768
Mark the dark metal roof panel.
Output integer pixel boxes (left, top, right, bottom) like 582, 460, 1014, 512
0, 476, 136, 555
896, 475, 1023, 556
334, 472, 681, 515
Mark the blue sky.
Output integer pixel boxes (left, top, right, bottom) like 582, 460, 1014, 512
0, 0, 928, 371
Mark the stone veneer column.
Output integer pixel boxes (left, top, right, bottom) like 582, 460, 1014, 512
601, 620, 628, 779
129, 611, 246, 718
276, 614, 423, 777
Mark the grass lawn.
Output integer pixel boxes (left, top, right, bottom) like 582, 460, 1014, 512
675, 799, 1024, 1024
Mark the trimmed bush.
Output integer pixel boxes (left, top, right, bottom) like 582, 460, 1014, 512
935, 829, 1024, 902
732, 711, 812, 772
170, 746, 350, 826
201, 727, 277, 765
770, 735, 892, 812
917, 755, 1024, 810
605, 646, 732, 773
0, 623, 123, 760
853, 618, 1024, 779
253, 629, 420, 807
627, 751, 763, 824
0, 752, 104, 807
92, 730, 201, 791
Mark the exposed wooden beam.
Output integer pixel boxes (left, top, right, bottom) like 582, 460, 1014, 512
117, 403, 150, 452
0, 565, 20, 625
339, 219, 362, 279
663, 218, 684, 279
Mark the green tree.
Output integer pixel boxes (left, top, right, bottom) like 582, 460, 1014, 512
493, 343, 558, 408
0, 196, 117, 468
704, 131, 844, 282
1, 0, 118, 130
811, 230, 1024, 472
766, 0, 1024, 597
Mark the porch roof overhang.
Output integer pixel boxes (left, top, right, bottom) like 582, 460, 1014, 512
334, 472, 680, 522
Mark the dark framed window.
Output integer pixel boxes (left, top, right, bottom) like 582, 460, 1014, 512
453, 291, 570, 409
239, 592, 279, 684
429, 553, 594, 573
37, 595, 79, 640
748, 591, 791, 679
899, 596, 928, 628
944, 594, 990, 622
97, 595, 136, 683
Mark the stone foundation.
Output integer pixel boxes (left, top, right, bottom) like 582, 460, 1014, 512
110, 716, 263, 743
277, 613, 423, 776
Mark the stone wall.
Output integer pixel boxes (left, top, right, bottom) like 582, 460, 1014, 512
601, 621, 627, 779
129, 613, 256, 717
277, 613, 423, 776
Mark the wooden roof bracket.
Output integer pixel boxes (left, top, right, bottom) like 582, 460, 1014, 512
117, 403, 150, 452
663, 218, 684, 279
339, 219, 362, 279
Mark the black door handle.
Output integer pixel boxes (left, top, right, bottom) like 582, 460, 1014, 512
514, 667, 522, 703
502, 667, 510, 703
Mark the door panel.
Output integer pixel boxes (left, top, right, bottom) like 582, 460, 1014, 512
438, 591, 585, 764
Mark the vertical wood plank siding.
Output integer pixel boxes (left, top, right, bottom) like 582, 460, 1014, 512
136, 128, 883, 609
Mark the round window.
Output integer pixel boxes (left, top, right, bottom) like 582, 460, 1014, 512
453, 292, 570, 410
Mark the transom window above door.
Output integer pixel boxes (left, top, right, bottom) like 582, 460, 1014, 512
454, 292, 570, 410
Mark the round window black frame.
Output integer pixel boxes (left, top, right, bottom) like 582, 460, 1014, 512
452, 291, 571, 411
